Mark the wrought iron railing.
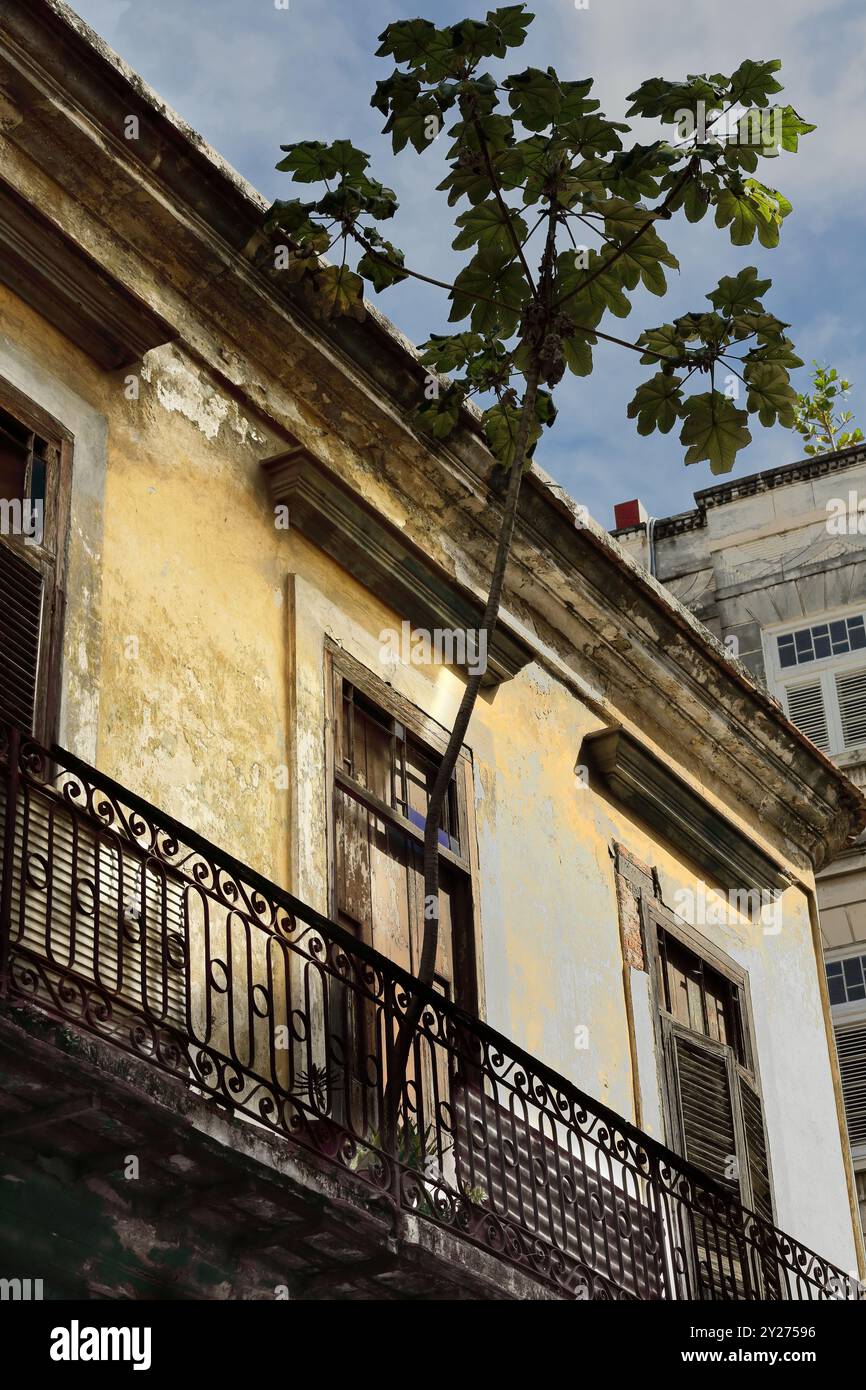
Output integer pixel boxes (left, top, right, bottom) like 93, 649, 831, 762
0, 721, 860, 1300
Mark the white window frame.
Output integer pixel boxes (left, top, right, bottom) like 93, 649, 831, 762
762, 603, 866, 757
825, 941, 866, 1022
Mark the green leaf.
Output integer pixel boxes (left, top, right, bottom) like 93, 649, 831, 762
452, 200, 528, 252
483, 398, 543, 468
419, 332, 485, 373
637, 323, 684, 366
599, 204, 678, 295
371, 71, 422, 117
745, 337, 803, 370
357, 241, 407, 292
449, 247, 528, 337
313, 265, 365, 320
416, 384, 465, 440
385, 94, 441, 153
679, 392, 752, 474
605, 143, 670, 201
682, 180, 709, 223
535, 388, 558, 427
556, 248, 632, 322
375, 20, 455, 80
744, 361, 797, 427
777, 104, 816, 152
707, 266, 771, 315
625, 75, 722, 122
559, 113, 628, 155
264, 197, 316, 232
728, 58, 783, 108
627, 372, 684, 435
264, 199, 331, 254
562, 333, 594, 376
487, 5, 534, 51
277, 140, 369, 183
714, 188, 758, 245
505, 66, 563, 130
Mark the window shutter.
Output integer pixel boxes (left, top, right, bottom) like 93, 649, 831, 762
0, 539, 44, 733
737, 1069, 773, 1222
784, 679, 830, 751
835, 670, 866, 751
668, 1026, 739, 1189
835, 1023, 866, 1147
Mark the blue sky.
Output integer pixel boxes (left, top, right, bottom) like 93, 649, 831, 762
72, 0, 866, 526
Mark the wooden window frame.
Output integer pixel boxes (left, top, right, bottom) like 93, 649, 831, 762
642, 896, 776, 1223
0, 376, 72, 744
324, 641, 482, 1014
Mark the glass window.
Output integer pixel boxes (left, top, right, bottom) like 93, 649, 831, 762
826, 953, 866, 1005
827, 961, 846, 1006
776, 615, 866, 668
778, 634, 797, 669
657, 927, 745, 1063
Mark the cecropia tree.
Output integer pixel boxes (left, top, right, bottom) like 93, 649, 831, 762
264, 5, 814, 1137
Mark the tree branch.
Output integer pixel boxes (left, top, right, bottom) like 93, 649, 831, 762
553, 158, 697, 313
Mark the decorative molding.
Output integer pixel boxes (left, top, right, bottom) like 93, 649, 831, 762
0, 178, 176, 370
586, 728, 791, 894
262, 448, 535, 686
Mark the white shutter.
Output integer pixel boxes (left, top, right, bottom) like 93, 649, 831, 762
836, 1023, 866, 1147
785, 680, 830, 751
835, 669, 866, 750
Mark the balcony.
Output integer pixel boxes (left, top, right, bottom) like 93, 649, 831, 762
0, 720, 859, 1300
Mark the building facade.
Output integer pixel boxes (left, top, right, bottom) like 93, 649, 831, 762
0, 0, 863, 1299
614, 445, 866, 1240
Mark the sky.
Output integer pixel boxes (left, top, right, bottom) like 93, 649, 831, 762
71, 0, 866, 527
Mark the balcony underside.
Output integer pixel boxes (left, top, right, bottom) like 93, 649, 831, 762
0, 1006, 554, 1301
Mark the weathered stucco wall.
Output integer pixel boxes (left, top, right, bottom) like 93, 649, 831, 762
0, 274, 858, 1272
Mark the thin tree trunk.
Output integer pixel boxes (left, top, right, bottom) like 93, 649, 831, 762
382, 360, 541, 1155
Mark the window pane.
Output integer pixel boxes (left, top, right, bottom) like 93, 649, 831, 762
827, 973, 847, 1006
850, 619, 866, 650
813, 632, 832, 659
0, 441, 27, 506
830, 619, 849, 653
794, 629, 814, 661
777, 635, 796, 668
843, 957, 865, 989
30, 451, 46, 508
660, 929, 743, 1062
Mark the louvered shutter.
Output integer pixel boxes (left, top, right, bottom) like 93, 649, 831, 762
668, 1026, 739, 1189
737, 1070, 773, 1222
785, 679, 830, 751
0, 538, 44, 733
6, 780, 188, 1036
835, 1023, 866, 1147
835, 670, 866, 751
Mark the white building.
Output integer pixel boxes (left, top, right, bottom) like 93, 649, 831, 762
614, 444, 866, 1238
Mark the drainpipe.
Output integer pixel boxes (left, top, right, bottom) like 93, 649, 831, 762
647, 515, 657, 579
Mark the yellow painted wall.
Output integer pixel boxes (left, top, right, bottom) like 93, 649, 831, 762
0, 281, 857, 1268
